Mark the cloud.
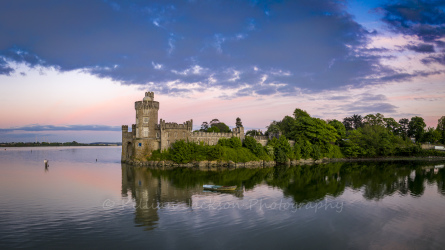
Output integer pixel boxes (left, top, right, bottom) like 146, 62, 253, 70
422, 53, 445, 65
0, 57, 14, 75
0, 0, 392, 95
340, 93, 398, 114
326, 95, 350, 101
0, 124, 121, 132
405, 43, 435, 53
152, 61, 163, 70
379, 0, 445, 43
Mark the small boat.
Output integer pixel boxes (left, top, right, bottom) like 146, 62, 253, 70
203, 185, 237, 191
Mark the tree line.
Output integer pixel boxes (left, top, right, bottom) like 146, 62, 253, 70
148, 112, 445, 164
198, 117, 243, 133
264, 110, 445, 159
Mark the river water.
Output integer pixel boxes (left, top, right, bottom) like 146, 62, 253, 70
1, 146, 445, 249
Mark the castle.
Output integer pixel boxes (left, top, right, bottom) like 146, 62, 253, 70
122, 92, 244, 161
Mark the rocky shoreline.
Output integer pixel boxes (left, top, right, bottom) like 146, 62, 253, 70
123, 156, 445, 170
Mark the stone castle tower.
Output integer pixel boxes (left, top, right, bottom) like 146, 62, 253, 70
135, 92, 159, 140
122, 92, 244, 162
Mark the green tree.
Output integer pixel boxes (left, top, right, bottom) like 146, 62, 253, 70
211, 121, 231, 132
293, 141, 301, 160
228, 137, 242, 148
170, 140, 193, 163
235, 117, 243, 128
266, 121, 281, 136
243, 136, 258, 150
383, 117, 400, 134
207, 126, 220, 132
243, 136, 264, 156
292, 116, 338, 145
278, 135, 293, 160
267, 137, 279, 148
424, 127, 441, 144
408, 116, 426, 142
328, 119, 346, 141
351, 114, 363, 129
207, 144, 224, 160
398, 118, 409, 139
210, 118, 220, 126
437, 116, 445, 144
246, 130, 262, 136
342, 116, 354, 131
311, 144, 322, 160
363, 113, 385, 127
300, 140, 313, 159
293, 108, 310, 119
200, 121, 209, 131
280, 115, 297, 139
274, 147, 287, 164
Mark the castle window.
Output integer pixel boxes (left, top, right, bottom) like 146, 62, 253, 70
175, 132, 177, 138
143, 128, 149, 137
156, 132, 160, 138
143, 117, 149, 123
138, 143, 142, 147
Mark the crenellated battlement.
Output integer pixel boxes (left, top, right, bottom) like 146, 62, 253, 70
159, 119, 193, 130
252, 135, 268, 140
135, 100, 159, 110
122, 125, 128, 131
191, 132, 234, 137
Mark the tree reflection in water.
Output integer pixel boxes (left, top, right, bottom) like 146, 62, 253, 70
121, 161, 445, 230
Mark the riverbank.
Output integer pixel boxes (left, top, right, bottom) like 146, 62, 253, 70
123, 156, 445, 170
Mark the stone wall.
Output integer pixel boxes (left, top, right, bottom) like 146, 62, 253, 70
121, 125, 134, 161
251, 135, 295, 147
253, 135, 269, 146
124, 159, 277, 170
190, 126, 244, 146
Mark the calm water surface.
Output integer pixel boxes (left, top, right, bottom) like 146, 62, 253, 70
1, 146, 445, 249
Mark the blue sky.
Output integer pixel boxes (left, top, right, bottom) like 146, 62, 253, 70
0, 0, 444, 142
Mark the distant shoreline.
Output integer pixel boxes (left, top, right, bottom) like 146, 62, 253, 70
1, 143, 121, 147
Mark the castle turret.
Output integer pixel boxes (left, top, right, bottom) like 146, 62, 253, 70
122, 125, 128, 133
135, 92, 159, 139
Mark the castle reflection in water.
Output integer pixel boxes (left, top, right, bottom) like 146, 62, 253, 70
121, 164, 245, 230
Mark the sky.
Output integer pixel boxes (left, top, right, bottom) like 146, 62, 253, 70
0, 0, 444, 143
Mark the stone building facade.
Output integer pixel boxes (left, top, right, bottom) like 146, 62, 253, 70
122, 92, 244, 161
